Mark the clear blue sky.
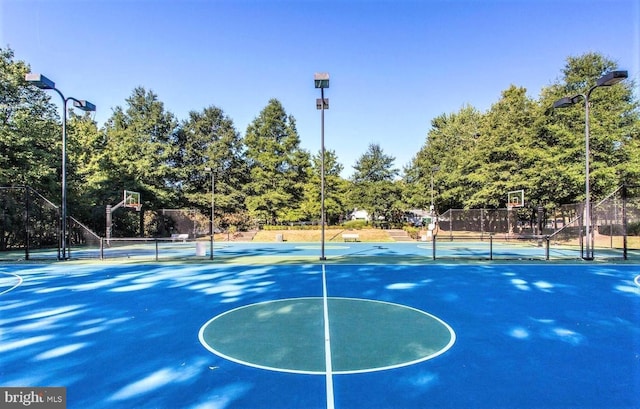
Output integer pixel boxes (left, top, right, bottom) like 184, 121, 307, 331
2, 0, 639, 178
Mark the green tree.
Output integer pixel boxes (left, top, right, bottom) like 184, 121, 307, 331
350, 143, 401, 224
404, 105, 483, 211
175, 106, 248, 228
101, 87, 179, 210
66, 111, 103, 227
541, 52, 639, 203
300, 149, 349, 224
466, 85, 537, 208
0, 47, 60, 193
244, 99, 310, 224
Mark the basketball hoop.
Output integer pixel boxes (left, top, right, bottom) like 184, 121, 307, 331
124, 190, 141, 211
507, 189, 525, 209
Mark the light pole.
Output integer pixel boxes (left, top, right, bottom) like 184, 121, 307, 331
25, 73, 96, 260
314, 73, 329, 261
205, 167, 215, 260
553, 70, 627, 260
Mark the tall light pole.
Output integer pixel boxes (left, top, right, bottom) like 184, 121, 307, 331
205, 167, 215, 260
553, 70, 627, 260
315, 73, 329, 261
25, 73, 96, 260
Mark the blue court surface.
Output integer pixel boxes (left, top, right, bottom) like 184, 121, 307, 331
1, 259, 639, 409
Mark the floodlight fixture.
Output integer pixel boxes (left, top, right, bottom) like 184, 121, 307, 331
73, 100, 96, 112
25, 73, 56, 89
596, 70, 628, 87
553, 97, 575, 109
314, 72, 330, 89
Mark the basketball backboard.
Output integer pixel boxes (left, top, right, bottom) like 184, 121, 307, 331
507, 190, 524, 209
124, 190, 141, 211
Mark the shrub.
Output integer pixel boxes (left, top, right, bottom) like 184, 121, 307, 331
343, 220, 368, 229
404, 226, 420, 240
628, 221, 640, 236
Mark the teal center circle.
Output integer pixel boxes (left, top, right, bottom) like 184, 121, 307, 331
199, 297, 455, 374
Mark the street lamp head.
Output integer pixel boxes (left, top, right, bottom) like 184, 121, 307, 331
314, 72, 330, 88
73, 100, 96, 112
596, 70, 628, 87
25, 73, 56, 90
204, 167, 212, 172
552, 97, 576, 109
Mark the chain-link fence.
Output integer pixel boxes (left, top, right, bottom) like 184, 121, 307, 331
1, 186, 60, 259
0, 187, 212, 260
2, 185, 639, 261
435, 185, 640, 260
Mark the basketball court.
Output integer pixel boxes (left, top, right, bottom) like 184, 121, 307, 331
1, 253, 638, 408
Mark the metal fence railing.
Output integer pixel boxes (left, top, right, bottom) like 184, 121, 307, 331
2, 185, 639, 262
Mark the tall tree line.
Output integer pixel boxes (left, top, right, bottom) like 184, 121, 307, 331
2, 47, 638, 236
404, 53, 639, 213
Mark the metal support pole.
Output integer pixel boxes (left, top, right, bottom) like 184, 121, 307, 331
489, 234, 493, 260
622, 185, 628, 260
545, 236, 550, 260
432, 235, 436, 260
210, 170, 214, 260
25, 186, 30, 261
106, 205, 112, 244
320, 87, 326, 261
61, 96, 68, 260
583, 98, 593, 260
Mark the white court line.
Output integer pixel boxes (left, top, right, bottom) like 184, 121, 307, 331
322, 264, 335, 409
0, 272, 23, 295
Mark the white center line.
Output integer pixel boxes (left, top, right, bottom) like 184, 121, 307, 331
322, 264, 335, 409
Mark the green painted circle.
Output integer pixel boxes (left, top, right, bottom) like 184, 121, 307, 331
199, 297, 455, 374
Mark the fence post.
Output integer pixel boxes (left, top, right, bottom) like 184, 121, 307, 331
432, 235, 436, 260
489, 234, 493, 260
100, 238, 104, 260
622, 185, 628, 260
24, 186, 30, 261
545, 236, 550, 260
449, 211, 453, 241
155, 239, 159, 262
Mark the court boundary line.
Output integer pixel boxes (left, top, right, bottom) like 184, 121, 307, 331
322, 264, 335, 409
0, 272, 23, 295
635, 275, 640, 287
